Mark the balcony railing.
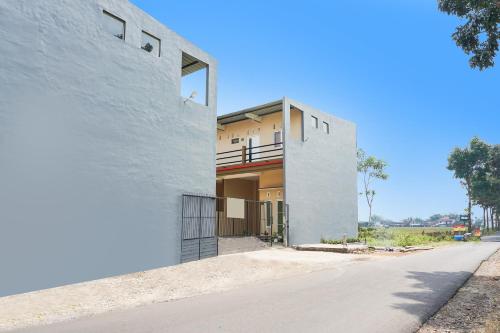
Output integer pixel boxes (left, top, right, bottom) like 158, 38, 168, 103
216, 142, 283, 167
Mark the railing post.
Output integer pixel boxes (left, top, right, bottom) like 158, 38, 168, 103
241, 146, 246, 164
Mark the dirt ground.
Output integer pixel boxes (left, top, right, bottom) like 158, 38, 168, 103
0, 248, 384, 332
418, 249, 500, 333
217, 236, 272, 255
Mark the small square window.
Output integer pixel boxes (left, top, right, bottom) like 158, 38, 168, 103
322, 121, 329, 134
141, 31, 161, 57
311, 116, 318, 129
102, 10, 125, 40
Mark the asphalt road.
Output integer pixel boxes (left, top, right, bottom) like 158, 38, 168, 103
482, 232, 500, 242
16, 243, 499, 333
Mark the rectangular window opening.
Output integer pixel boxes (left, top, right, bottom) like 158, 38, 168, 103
311, 115, 318, 129
181, 52, 208, 106
322, 121, 329, 134
102, 10, 125, 40
141, 31, 161, 57
290, 106, 304, 141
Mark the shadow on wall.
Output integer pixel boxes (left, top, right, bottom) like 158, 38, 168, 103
391, 270, 472, 321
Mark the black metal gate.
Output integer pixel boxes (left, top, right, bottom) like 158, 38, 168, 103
181, 194, 218, 263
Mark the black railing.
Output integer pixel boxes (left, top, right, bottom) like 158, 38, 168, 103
216, 142, 283, 167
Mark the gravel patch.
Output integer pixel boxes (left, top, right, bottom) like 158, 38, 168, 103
218, 236, 272, 255
418, 249, 500, 333
0, 248, 379, 332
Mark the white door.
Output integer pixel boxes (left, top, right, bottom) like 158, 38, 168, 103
274, 130, 282, 148
247, 135, 260, 162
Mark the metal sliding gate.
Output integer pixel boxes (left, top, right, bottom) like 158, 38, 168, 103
181, 194, 218, 263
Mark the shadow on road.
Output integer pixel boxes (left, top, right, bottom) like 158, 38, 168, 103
391, 270, 471, 320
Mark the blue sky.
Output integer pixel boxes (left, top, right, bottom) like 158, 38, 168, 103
131, 0, 500, 221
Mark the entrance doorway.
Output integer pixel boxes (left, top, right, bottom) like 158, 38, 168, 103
277, 200, 284, 237
247, 135, 260, 162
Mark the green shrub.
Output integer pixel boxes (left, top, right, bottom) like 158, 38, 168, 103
323, 228, 455, 247
321, 237, 359, 245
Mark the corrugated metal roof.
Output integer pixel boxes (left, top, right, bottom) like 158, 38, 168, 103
217, 99, 284, 125
182, 52, 207, 76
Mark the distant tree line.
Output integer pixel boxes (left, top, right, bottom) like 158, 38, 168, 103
366, 213, 463, 227
447, 137, 500, 232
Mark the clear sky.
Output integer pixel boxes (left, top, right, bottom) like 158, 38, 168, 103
131, 0, 499, 222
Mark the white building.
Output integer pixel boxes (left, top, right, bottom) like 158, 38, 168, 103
0, 0, 216, 296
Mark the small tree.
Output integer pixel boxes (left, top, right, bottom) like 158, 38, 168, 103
437, 0, 500, 70
357, 149, 389, 224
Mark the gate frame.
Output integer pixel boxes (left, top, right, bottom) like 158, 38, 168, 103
180, 193, 218, 263
216, 197, 282, 246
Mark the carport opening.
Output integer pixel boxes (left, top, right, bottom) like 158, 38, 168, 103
216, 169, 284, 241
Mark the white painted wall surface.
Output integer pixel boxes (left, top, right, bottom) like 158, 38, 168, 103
283, 98, 358, 245
0, 0, 217, 296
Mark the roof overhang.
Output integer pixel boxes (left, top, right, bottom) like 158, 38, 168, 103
182, 52, 207, 76
217, 99, 283, 126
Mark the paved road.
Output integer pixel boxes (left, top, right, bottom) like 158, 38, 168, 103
482, 231, 500, 242
16, 243, 499, 333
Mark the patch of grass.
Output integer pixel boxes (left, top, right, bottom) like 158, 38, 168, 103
356, 227, 454, 247
320, 237, 359, 245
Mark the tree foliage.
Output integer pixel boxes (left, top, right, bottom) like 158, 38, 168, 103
357, 149, 389, 223
447, 137, 500, 231
438, 0, 500, 70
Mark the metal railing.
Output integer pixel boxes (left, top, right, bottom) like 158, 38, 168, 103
216, 142, 283, 167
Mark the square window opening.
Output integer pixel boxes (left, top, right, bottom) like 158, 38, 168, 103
141, 31, 161, 57
311, 115, 318, 129
181, 52, 208, 106
102, 10, 125, 40
322, 121, 329, 134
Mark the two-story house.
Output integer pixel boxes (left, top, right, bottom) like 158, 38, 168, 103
216, 98, 358, 246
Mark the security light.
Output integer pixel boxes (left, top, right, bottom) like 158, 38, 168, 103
183, 91, 198, 103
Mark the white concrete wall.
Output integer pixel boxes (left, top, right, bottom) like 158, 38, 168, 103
283, 98, 358, 244
0, 0, 217, 296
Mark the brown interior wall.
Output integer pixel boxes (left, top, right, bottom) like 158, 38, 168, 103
259, 169, 283, 188
216, 181, 224, 197
222, 178, 258, 201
